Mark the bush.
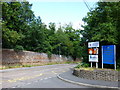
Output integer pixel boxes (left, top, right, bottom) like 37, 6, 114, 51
75, 62, 89, 68
117, 58, 120, 69
47, 51, 52, 59
14, 45, 24, 52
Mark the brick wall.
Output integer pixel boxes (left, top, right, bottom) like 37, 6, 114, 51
1, 49, 73, 66
73, 68, 119, 81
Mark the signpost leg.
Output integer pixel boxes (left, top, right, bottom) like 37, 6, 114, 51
102, 46, 103, 69
91, 62, 92, 68
114, 45, 116, 70
96, 62, 98, 68
115, 64, 116, 70
102, 63, 103, 69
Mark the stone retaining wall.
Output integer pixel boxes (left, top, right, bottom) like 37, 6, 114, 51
1, 49, 73, 66
73, 68, 119, 81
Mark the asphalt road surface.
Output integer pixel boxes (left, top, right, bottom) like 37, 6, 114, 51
1, 64, 90, 88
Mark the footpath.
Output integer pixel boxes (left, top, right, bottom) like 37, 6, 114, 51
57, 69, 119, 89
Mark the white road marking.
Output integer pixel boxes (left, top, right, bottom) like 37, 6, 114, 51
16, 85, 21, 88
35, 80, 38, 82
26, 83, 31, 85
44, 78, 48, 80
12, 87, 16, 88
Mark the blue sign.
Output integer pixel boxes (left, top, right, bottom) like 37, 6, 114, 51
102, 45, 116, 64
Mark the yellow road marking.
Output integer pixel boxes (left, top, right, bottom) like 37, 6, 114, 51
8, 73, 43, 83
51, 71, 57, 74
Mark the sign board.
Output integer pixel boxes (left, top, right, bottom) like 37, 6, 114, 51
88, 41, 99, 68
102, 45, 116, 64
88, 48, 98, 55
89, 55, 98, 62
88, 41, 99, 63
88, 42, 99, 48
102, 45, 116, 70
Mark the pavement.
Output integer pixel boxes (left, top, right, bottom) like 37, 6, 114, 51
57, 69, 119, 89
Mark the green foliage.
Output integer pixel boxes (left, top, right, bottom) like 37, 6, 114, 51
2, 1, 120, 69
47, 51, 52, 59
2, 1, 83, 61
75, 62, 89, 68
117, 58, 120, 69
2, 1, 34, 48
14, 45, 24, 52
82, 2, 120, 45
2, 24, 23, 48
81, 2, 120, 68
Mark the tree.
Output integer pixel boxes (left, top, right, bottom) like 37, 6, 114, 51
82, 1, 120, 68
2, 21, 22, 48
82, 2, 120, 45
64, 24, 82, 60
2, 1, 35, 49
2, 1, 85, 62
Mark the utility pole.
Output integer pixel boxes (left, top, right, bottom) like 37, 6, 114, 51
59, 43, 61, 58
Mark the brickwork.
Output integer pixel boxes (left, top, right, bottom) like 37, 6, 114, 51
73, 68, 118, 81
1, 49, 73, 66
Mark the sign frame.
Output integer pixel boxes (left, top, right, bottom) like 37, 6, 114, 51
88, 41, 99, 48
102, 45, 116, 70
89, 55, 98, 62
88, 41, 99, 68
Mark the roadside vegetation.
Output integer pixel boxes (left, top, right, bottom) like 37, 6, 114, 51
1, 1, 120, 69
1, 61, 79, 70
75, 62, 120, 71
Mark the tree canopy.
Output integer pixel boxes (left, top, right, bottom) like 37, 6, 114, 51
1, 1, 120, 68
2, 1, 82, 61
82, 2, 120, 45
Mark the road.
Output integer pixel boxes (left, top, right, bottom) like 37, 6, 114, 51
1, 64, 90, 88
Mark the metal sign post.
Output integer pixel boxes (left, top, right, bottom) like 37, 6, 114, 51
91, 62, 92, 68
96, 62, 98, 68
114, 45, 116, 70
102, 47, 103, 69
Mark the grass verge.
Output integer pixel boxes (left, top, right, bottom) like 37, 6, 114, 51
0, 61, 79, 70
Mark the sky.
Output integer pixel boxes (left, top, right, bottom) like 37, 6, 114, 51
28, 0, 98, 29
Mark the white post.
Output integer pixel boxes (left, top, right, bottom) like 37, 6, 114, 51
91, 62, 92, 68
102, 46, 103, 69
96, 62, 98, 68
114, 45, 116, 70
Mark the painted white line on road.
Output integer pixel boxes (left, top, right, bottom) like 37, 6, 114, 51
35, 80, 38, 82
27, 83, 31, 85
53, 68, 59, 70
12, 87, 16, 88
44, 78, 48, 80
16, 85, 21, 88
